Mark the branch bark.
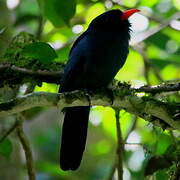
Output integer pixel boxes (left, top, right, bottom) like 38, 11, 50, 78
16, 122, 36, 180
0, 64, 64, 84
131, 83, 180, 93
0, 89, 179, 130
115, 110, 123, 180
0, 63, 179, 93
0, 120, 19, 143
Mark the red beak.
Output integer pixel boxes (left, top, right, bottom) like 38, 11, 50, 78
121, 9, 140, 20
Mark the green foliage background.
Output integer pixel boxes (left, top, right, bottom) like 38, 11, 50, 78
0, 0, 179, 180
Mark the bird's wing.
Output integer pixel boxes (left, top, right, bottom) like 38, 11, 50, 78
60, 32, 89, 92
69, 31, 87, 55
60, 55, 85, 92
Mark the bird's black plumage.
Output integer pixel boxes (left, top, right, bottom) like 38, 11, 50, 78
60, 9, 132, 171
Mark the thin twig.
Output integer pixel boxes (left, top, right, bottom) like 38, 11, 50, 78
107, 162, 116, 180
107, 115, 137, 180
115, 110, 123, 180
36, 16, 44, 40
124, 115, 137, 142
0, 63, 64, 84
125, 143, 143, 146
143, 54, 151, 85
0, 63, 180, 93
131, 83, 180, 93
130, 12, 180, 45
134, 45, 163, 83
10, 65, 63, 77
16, 122, 36, 180
0, 64, 63, 76
0, 120, 19, 143
134, 44, 180, 102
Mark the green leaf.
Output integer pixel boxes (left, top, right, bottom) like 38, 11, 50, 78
155, 169, 169, 180
19, 0, 39, 14
37, 0, 64, 27
146, 33, 169, 49
15, 14, 39, 26
21, 42, 58, 64
155, 134, 171, 155
0, 139, 13, 158
37, 0, 76, 27
54, 0, 76, 26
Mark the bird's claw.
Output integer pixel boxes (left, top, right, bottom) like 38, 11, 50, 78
104, 87, 114, 105
84, 89, 93, 106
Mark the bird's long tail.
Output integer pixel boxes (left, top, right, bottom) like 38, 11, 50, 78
60, 106, 90, 171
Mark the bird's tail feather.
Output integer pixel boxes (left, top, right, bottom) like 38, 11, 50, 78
60, 106, 90, 171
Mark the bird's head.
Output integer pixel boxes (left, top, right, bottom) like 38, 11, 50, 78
89, 9, 140, 33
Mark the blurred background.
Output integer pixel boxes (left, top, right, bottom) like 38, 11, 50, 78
0, 0, 180, 180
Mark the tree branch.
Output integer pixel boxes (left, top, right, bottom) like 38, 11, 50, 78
16, 122, 36, 180
0, 120, 19, 143
131, 83, 180, 93
107, 162, 116, 180
0, 63, 64, 84
133, 44, 163, 84
107, 115, 137, 180
0, 63, 179, 93
0, 89, 179, 130
115, 110, 123, 180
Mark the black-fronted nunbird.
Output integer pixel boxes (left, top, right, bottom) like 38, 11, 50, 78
59, 9, 140, 171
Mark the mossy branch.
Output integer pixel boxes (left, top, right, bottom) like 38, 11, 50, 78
0, 89, 179, 130
0, 63, 179, 93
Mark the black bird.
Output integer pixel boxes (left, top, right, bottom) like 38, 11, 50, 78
59, 9, 140, 171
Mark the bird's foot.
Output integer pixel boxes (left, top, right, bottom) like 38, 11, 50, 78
83, 89, 93, 106
96, 87, 114, 105
83, 87, 114, 106
104, 87, 114, 105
